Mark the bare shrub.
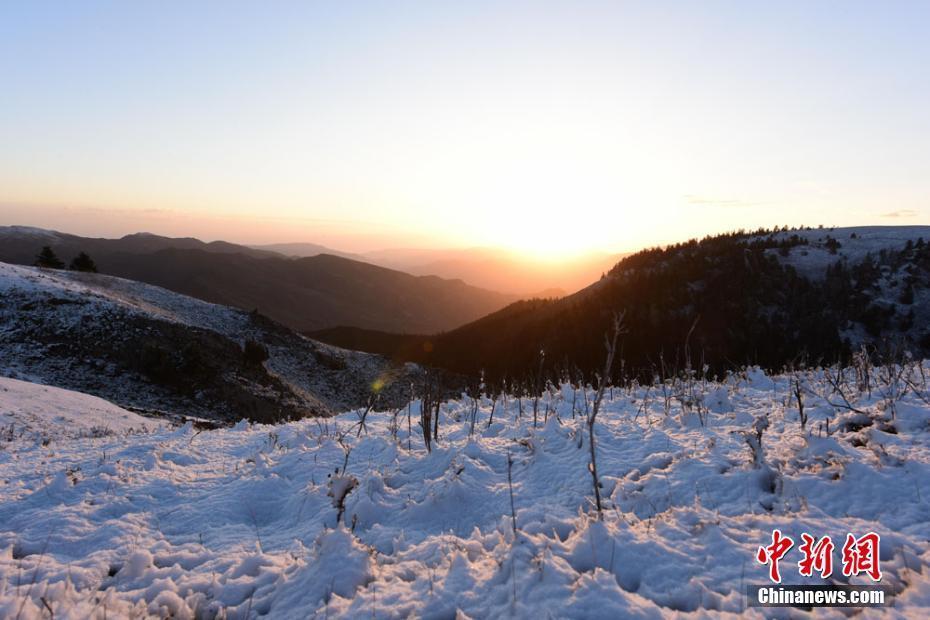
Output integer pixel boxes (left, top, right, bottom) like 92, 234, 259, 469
587, 311, 625, 518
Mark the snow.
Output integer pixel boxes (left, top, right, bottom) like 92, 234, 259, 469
1, 366, 929, 617
0, 261, 425, 419
0, 261, 246, 334
762, 225, 930, 279
0, 226, 62, 240
0, 376, 164, 440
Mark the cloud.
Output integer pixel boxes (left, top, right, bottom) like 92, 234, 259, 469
880, 209, 919, 218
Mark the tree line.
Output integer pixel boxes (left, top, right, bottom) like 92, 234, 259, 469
33, 246, 98, 273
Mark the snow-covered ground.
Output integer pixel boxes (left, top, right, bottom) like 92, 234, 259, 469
1, 367, 928, 618
0, 261, 424, 420
765, 225, 930, 279
0, 261, 245, 335
0, 376, 164, 440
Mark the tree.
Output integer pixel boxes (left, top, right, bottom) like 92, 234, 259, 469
69, 251, 98, 273
242, 339, 269, 365
34, 246, 64, 269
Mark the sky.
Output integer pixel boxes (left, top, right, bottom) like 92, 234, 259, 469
1, 1, 928, 257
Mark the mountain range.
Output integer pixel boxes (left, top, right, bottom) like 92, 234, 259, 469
6, 224, 929, 389
0, 226, 526, 334
257, 242, 623, 296
312, 226, 930, 383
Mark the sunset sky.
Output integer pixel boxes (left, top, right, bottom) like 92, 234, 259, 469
2, 1, 928, 256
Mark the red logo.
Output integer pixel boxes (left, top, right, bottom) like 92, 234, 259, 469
841, 533, 882, 582
757, 530, 881, 583
798, 533, 834, 578
756, 529, 794, 583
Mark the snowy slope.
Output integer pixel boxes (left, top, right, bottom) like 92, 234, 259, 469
0, 261, 246, 336
1, 365, 928, 617
764, 225, 930, 279
0, 262, 425, 422
0, 376, 164, 439
763, 226, 930, 350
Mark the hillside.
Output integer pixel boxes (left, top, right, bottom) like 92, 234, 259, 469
1, 364, 928, 616
0, 262, 424, 423
0, 227, 521, 333
314, 226, 930, 382
0, 375, 165, 439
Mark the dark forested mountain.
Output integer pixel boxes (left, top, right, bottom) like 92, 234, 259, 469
313, 226, 930, 382
0, 227, 520, 333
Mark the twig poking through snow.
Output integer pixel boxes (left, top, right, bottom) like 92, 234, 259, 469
507, 449, 517, 535
588, 311, 625, 518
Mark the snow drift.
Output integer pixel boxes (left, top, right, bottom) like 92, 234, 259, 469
1, 366, 928, 618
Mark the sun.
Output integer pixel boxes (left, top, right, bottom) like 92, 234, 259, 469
488, 214, 598, 261
434, 156, 628, 260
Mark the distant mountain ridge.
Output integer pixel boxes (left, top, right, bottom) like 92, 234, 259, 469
0, 226, 521, 333
0, 227, 281, 259
249, 241, 367, 262
256, 241, 623, 296
364, 246, 624, 296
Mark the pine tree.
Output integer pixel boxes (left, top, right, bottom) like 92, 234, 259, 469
242, 339, 269, 365
69, 251, 98, 273
34, 246, 64, 269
